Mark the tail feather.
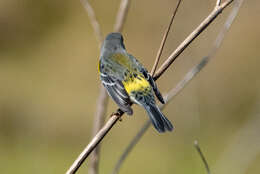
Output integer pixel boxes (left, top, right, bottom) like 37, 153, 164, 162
143, 104, 173, 133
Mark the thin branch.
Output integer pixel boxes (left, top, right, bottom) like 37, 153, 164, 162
80, 0, 103, 45
194, 140, 211, 174
216, 0, 222, 7
111, 0, 242, 172
216, 0, 221, 7
153, 0, 233, 80
211, 0, 243, 57
110, 119, 151, 174
66, 115, 120, 174
80, 1, 107, 174
66, 1, 235, 173
89, 87, 108, 174
114, 0, 131, 32
150, 0, 182, 76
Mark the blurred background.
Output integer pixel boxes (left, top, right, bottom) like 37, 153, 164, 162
0, 0, 260, 173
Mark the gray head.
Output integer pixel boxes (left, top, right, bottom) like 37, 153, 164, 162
101, 32, 126, 57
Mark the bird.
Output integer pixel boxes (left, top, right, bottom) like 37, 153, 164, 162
98, 32, 173, 133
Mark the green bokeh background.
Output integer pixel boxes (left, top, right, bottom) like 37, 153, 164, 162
0, 0, 260, 173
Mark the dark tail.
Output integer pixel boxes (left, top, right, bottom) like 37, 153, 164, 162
143, 103, 174, 133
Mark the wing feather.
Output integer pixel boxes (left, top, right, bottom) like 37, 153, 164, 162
100, 72, 133, 115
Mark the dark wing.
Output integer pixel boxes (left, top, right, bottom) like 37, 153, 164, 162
140, 69, 165, 104
128, 54, 165, 104
100, 72, 133, 115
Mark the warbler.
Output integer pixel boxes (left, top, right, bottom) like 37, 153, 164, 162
98, 32, 173, 133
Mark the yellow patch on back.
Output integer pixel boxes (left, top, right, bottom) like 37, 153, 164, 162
123, 75, 150, 94
110, 53, 132, 70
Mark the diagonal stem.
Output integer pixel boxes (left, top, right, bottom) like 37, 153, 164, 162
194, 140, 211, 174
150, 0, 182, 76
80, 0, 103, 45
153, 0, 233, 81
114, 0, 131, 32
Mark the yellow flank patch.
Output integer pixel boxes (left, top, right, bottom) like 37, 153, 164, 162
123, 75, 150, 94
98, 61, 100, 73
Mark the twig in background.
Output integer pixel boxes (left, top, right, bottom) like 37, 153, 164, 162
211, 2, 260, 174
216, 0, 222, 7
110, 120, 151, 174
153, 0, 234, 80
211, 0, 244, 57
66, 116, 120, 174
89, 88, 108, 174
114, 0, 131, 32
80, 1, 107, 174
150, 0, 182, 76
80, 0, 103, 45
66, 1, 234, 173
194, 140, 211, 174
111, 0, 242, 172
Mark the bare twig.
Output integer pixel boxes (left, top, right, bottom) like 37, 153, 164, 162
110, 119, 151, 174
66, 1, 235, 173
216, 0, 222, 7
194, 140, 211, 174
150, 0, 182, 76
89, 87, 108, 174
114, 0, 131, 32
80, 0, 103, 45
111, 0, 242, 172
80, 1, 107, 174
211, 0, 243, 57
153, 0, 234, 80
66, 115, 120, 174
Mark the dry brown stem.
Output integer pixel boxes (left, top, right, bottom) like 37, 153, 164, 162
153, 0, 233, 80
150, 0, 182, 76
194, 140, 211, 174
79, 1, 106, 174
80, 0, 103, 45
114, 0, 131, 32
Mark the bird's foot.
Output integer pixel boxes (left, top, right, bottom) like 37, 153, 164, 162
110, 109, 124, 121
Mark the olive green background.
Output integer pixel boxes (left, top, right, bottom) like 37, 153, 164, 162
0, 0, 260, 173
